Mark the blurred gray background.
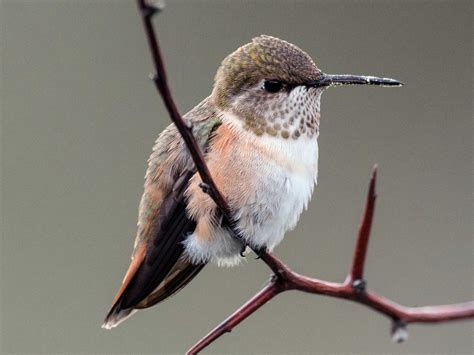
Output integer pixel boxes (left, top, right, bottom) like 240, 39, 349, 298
1, 0, 472, 354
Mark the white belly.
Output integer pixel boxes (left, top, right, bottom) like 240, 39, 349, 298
234, 133, 319, 251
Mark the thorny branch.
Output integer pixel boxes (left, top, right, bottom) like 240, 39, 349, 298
135, 1, 474, 353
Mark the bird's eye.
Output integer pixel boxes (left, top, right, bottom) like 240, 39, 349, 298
263, 80, 283, 93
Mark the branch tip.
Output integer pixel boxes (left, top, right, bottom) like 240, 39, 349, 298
372, 163, 378, 176
369, 165, 377, 199
348, 166, 378, 282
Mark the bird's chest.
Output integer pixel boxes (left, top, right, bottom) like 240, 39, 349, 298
229, 133, 319, 249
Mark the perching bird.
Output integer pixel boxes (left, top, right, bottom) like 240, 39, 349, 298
103, 35, 401, 329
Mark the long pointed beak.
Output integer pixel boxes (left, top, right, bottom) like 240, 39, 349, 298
306, 73, 403, 88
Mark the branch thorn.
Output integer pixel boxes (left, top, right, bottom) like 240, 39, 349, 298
143, 0, 165, 17
351, 279, 367, 294
149, 72, 159, 82
391, 320, 409, 343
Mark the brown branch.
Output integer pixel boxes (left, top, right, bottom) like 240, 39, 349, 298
186, 170, 474, 354
134, 1, 474, 354
348, 165, 377, 284
136, 0, 237, 230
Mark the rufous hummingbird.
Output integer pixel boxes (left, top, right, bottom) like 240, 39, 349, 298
103, 35, 401, 329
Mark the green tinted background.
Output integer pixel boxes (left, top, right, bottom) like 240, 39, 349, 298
1, 0, 472, 354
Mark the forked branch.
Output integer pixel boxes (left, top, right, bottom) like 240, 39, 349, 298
186, 169, 474, 354
134, 1, 474, 354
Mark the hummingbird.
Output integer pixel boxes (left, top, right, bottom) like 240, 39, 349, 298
103, 35, 401, 329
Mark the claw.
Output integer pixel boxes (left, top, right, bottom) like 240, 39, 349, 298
239, 244, 247, 257
253, 246, 267, 259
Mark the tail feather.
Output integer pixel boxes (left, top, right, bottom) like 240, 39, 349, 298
102, 259, 205, 329
136, 258, 205, 309
102, 304, 137, 329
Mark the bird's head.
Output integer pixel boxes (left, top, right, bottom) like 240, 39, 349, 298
211, 35, 402, 139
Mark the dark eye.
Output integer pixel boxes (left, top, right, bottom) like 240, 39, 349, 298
263, 80, 283, 93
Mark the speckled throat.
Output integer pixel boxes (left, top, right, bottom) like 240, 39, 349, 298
232, 85, 322, 140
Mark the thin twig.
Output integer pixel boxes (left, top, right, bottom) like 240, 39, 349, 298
133, 2, 474, 354
348, 165, 377, 284
187, 279, 284, 354
136, 0, 236, 226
